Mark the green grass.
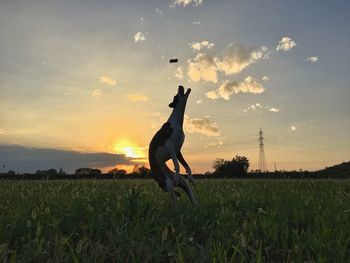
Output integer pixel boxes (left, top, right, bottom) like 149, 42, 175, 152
0, 179, 349, 262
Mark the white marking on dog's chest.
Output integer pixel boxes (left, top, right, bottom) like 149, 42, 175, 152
168, 122, 185, 151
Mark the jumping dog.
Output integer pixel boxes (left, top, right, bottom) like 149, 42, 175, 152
149, 86, 197, 205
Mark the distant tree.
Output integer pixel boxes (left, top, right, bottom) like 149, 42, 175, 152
108, 168, 127, 176
58, 168, 66, 175
33, 169, 58, 179
235, 155, 250, 174
91, 169, 102, 175
75, 168, 101, 176
131, 165, 150, 177
35, 170, 45, 175
213, 155, 250, 177
133, 164, 140, 174
75, 168, 89, 175
213, 158, 225, 172
47, 169, 58, 176
7, 170, 15, 176
119, 169, 127, 175
138, 165, 151, 177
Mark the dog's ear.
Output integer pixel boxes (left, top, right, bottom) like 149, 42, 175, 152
169, 95, 179, 108
185, 88, 191, 96
178, 86, 185, 96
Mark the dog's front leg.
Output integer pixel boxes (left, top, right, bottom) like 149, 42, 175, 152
165, 141, 180, 185
177, 152, 194, 184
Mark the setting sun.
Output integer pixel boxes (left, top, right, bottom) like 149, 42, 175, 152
111, 139, 146, 159
121, 146, 144, 158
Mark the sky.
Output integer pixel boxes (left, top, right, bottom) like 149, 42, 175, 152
0, 0, 349, 173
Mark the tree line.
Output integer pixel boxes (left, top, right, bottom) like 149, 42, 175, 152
1, 156, 349, 180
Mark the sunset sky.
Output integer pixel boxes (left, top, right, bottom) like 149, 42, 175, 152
1, 0, 349, 173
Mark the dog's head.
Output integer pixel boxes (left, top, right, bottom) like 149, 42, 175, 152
169, 86, 191, 108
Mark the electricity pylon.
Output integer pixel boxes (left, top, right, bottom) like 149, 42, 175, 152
258, 128, 267, 172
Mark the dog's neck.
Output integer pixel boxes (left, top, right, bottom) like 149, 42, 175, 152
168, 104, 186, 128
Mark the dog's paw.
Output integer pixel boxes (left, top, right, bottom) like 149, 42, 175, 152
174, 190, 181, 199
188, 177, 195, 186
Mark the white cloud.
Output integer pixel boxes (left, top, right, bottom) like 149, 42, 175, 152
291, 125, 296, 131
276, 37, 297, 51
184, 115, 220, 136
262, 76, 269, 81
174, 66, 184, 80
0, 128, 5, 135
187, 53, 218, 83
205, 90, 220, 100
215, 43, 269, 75
190, 41, 214, 52
193, 21, 201, 25
206, 76, 265, 100
242, 104, 280, 113
269, 107, 279, 112
243, 103, 263, 112
196, 99, 202, 104
252, 47, 269, 59
140, 17, 145, 24
155, 8, 164, 15
126, 93, 149, 102
92, 89, 102, 99
307, 56, 318, 62
187, 43, 268, 83
134, 32, 146, 43
99, 76, 117, 86
250, 103, 262, 111
169, 0, 203, 8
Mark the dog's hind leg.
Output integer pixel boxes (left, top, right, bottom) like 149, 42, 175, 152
176, 175, 197, 205
165, 178, 177, 206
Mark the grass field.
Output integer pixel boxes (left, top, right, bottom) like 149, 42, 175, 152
0, 179, 349, 262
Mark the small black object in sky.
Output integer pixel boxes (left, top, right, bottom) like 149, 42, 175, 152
169, 58, 178, 63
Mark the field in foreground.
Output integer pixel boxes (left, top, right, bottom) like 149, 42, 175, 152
0, 179, 349, 262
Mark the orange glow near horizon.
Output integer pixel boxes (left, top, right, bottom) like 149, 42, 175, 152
111, 138, 146, 159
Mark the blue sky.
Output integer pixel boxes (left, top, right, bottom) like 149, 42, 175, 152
0, 0, 349, 173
